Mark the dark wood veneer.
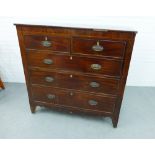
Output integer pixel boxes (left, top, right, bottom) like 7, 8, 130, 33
0, 78, 5, 89
31, 85, 116, 113
72, 37, 126, 59
24, 35, 70, 52
15, 24, 136, 127
27, 51, 123, 77
29, 70, 119, 95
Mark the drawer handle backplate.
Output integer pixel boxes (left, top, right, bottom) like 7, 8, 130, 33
41, 40, 52, 47
88, 100, 98, 106
91, 64, 102, 70
43, 59, 53, 65
41, 37, 52, 47
45, 77, 54, 83
90, 82, 100, 88
92, 41, 104, 52
47, 94, 55, 100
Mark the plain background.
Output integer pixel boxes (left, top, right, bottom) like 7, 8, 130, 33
0, 0, 155, 154
0, 16, 155, 86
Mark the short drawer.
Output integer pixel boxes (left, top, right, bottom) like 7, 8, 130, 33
27, 51, 123, 77
31, 85, 116, 113
72, 37, 126, 59
24, 35, 70, 52
29, 70, 119, 95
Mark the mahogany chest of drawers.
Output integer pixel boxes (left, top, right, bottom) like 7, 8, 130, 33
15, 24, 136, 127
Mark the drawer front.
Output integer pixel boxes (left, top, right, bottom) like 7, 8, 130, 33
30, 70, 119, 95
72, 37, 126, 58
24, 35, 70, 52
31, 85, 116, 113
27, 52, 122, 77
31, 86, 58, 104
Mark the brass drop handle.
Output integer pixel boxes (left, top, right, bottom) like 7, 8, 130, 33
90, 82, 100, 88
92, 41, 104, 52
91, 64, 102, 70
41, 36, 52, 47
88, 100, 98, 106
43, 59, 53, 65
45, 76, 54, 83
47, 94, 55, 100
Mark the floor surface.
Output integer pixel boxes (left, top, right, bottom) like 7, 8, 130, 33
0, 83, 155, 139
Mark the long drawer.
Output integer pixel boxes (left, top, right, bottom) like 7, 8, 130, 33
27, 51, 123, 77
31, 85, 116, 113
29, 70, 119, 95
72, 37, 126, 59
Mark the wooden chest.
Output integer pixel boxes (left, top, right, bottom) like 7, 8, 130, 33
15, 24, 136, 127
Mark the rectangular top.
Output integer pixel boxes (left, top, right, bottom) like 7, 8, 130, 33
14, 23, 137, 34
